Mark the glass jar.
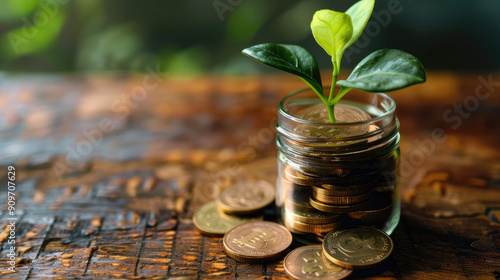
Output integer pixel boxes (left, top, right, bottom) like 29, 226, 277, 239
276, 87, 400, 242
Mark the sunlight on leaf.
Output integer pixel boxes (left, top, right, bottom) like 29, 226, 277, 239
337, 49, 426, 92
310, 9, 353, 71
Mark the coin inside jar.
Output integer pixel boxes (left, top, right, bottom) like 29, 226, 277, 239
284, 245, 352, 280
284, 186, 315, 212
313, 184, 370, 196
310, 197, 372, 214
284, 165, 335, 186
322, 226, 393, 269
284, 206, 342, 225
284, 215, 342, 234
193, 201, 263, 237
223, 221, 292, 263
216, 180, 275, 215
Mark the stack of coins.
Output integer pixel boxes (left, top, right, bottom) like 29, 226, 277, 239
281, 153, 398, 237
193, 180, 275, 237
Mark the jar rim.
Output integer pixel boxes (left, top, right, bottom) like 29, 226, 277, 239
278, 86, 396, 127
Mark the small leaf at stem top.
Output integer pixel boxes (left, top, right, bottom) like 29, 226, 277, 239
337, 49, 426, 92
310, 9, 353, 71
242, 43, 324, 98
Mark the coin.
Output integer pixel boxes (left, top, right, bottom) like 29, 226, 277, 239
284, 185, 315, 212
284, 245, 353, 280
282, 177, 310, 192
193, 201, 263, 237
312, 190, 373, 205
284, 166, 331, 186
294, 103, 370, 138
310, 197, 371, 214
315, 184, 370, 195
216, 180, 275, 215
284, 215, 342, 234
347, 202, 393, 224
284, 206, 341, 225
372, 172, 397, 193
223, 221, 292, 263
323, 226, 393, 269
347, 192, 394, 224
313, 185, 370, 196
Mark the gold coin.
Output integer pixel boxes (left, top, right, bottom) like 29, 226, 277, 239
284, 206, 341, 225
372, 172, 397, 192
323, 226, 393, 269
284, 215, 342, 234
193, 201, 262, 237
347, 202, 393, 224
319, 182, 372, 192
298, 166, 352, 176
216, 180, 275, 215
309, 197, 371, 214
285, 198, 316, 212
284, 245, 352, 280
312, 190, 373, 205
283, 178, 311, 197
313, 184, 371, 196
284, 166, 331, 186
284, 185, 315, 212
223, 221, 292, 263
282, 177, 310, 192
347, 193, 394, 224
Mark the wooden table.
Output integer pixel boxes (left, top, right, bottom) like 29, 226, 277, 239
0, 72, 499, 279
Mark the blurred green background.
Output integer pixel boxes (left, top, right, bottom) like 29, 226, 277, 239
0, 0, 499, 74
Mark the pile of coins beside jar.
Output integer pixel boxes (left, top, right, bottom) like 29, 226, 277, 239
283, 226, 393, 279
193, 180, 395, 278
193, 180, 275, 237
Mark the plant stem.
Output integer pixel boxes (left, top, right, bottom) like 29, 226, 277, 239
331, 86, 352, 104
328, 59, 339, 103
326, 102, 336, 123
325, 58, 340, 123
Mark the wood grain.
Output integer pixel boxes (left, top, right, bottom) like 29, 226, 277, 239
0, 73, 499, 279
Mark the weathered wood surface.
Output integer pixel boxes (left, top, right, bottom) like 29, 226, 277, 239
0, 72, 499, 279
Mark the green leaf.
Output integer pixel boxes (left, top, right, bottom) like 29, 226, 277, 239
310, 9, 353, 71
345, 0, 375, 49
337, 49, 426, 92
242, 43, 325, 99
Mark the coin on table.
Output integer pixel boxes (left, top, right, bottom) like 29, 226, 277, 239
216, 180, 275, 215
193, 201, 263, 237
284, 245, 352, 280
223, 221, 292, 263
323, 226, 393, 269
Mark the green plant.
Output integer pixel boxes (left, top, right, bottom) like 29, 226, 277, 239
242, 0, 426, 123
